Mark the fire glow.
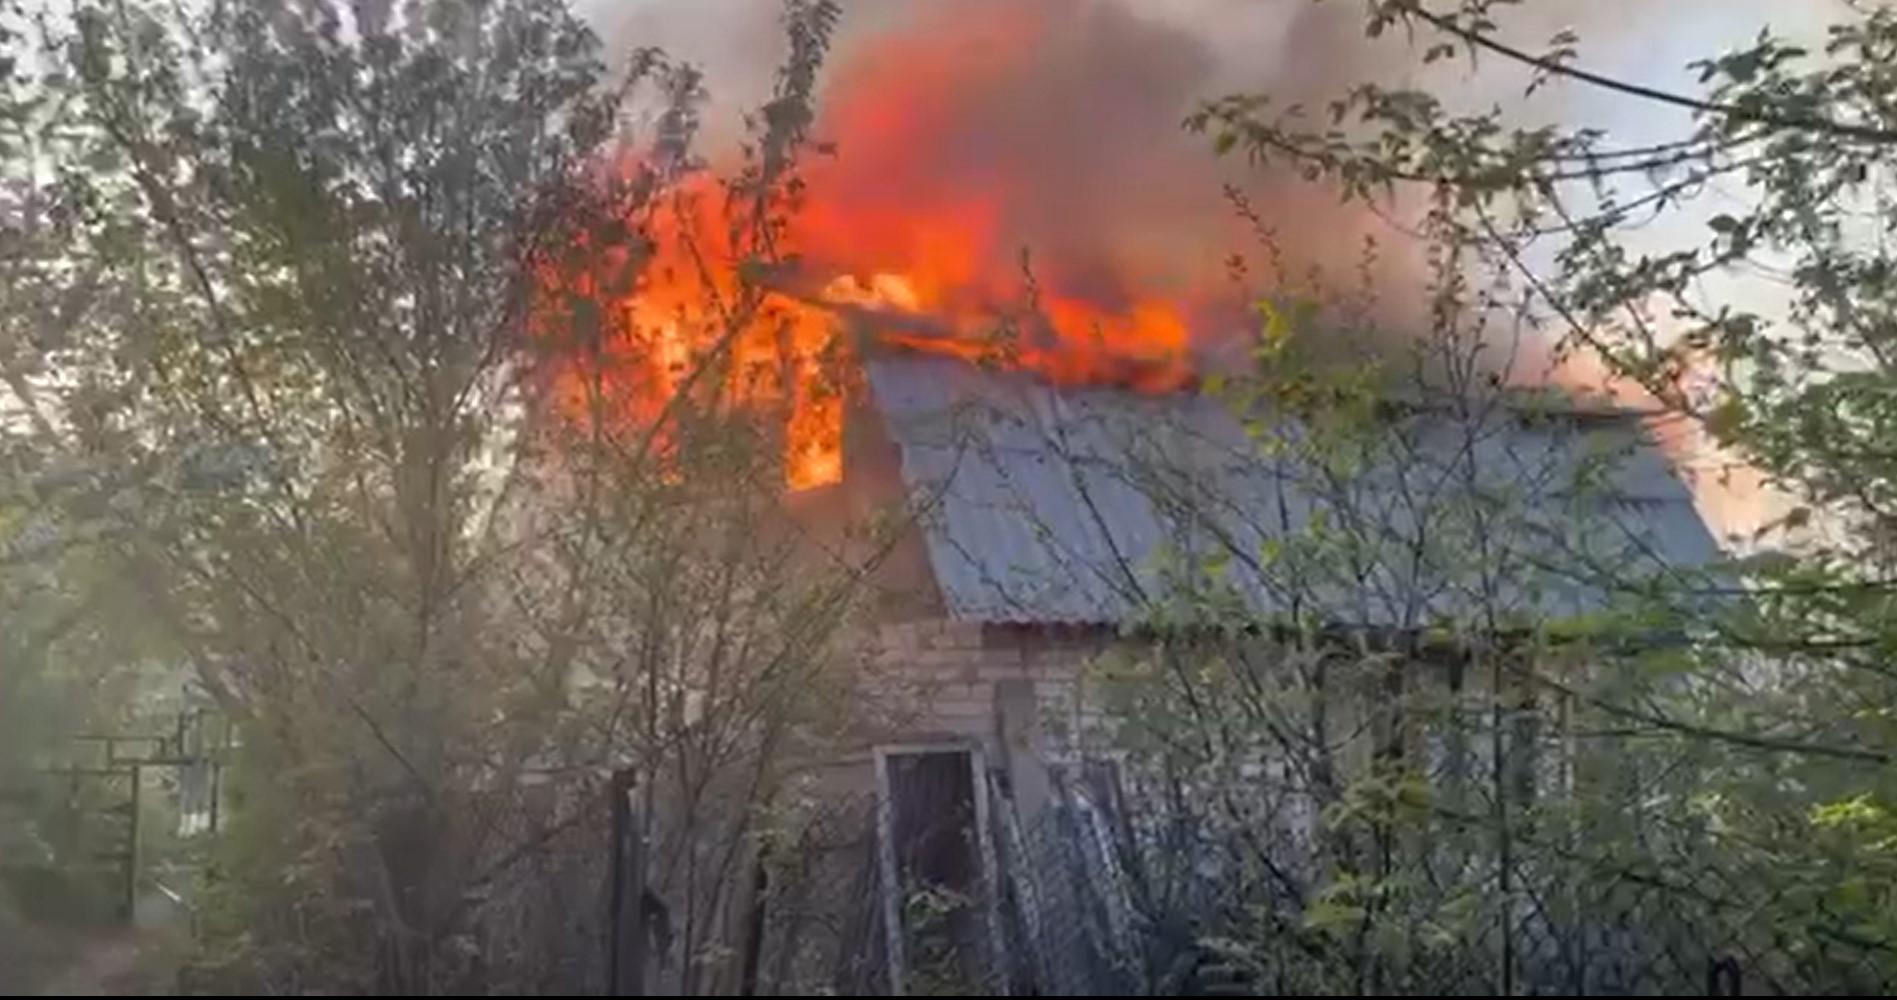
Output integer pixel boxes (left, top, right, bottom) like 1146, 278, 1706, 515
541, 1, 1227, 489
537, 0, 1771, 544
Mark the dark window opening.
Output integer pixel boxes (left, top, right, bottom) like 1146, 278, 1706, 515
874, 746, 1003, 994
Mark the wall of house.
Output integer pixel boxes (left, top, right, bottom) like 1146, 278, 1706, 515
845, 618, 1131, 837
835, 377, 950, 622
866, 621, 1099, 752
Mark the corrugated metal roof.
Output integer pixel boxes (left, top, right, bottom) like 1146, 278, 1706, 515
865, 355, 1721, 626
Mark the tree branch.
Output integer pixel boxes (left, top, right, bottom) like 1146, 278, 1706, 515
1396, 1, 1897, 144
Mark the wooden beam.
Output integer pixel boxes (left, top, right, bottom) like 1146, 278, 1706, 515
122, 763, 141, 922
872, 747, 908, 997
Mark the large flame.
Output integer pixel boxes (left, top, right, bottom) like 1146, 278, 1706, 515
791, 2, 1210, 398
540, 0, 1771, 553
541, 1, 1236, 489
536, 186, 848, 491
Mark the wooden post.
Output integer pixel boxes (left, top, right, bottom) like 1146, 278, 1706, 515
872, 748, 907, 997
123, 764, 141, 922
628, 780, 647, 996
967, 748, 1010, 997
738, 857, 768, 995
608, 768, 645, 995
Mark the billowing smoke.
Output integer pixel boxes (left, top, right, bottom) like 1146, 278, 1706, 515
577, 0, 1832, 525
583, 0, 1415, 368
581, 0, 1835, 372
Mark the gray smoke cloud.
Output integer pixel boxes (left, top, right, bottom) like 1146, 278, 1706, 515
581, 0, 1401, 359
579, 0, 1839, 366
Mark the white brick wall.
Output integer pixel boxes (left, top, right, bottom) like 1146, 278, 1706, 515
866, 620, 1112, 761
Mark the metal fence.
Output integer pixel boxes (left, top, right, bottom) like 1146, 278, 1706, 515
717, 756, 1897, 996
380, 724, 1897, 995
466, 774, 615, 994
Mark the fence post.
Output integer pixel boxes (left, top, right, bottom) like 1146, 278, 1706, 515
738, 856, 768, 995
608, 768, 645, 996
967, 748, 1010, 997
872, 747, 907, 996
124, 763, 141, 922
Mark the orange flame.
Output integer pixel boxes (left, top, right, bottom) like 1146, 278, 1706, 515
796, 2, 1205, 396
541, 2, 1228, 488
535, 187, 845, 491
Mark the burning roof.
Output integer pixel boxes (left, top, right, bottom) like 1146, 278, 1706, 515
538, 0, 1291, 491
535, 0, 1742, 578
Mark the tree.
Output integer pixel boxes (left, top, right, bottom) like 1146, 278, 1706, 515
1175, 0, 1897, 987
2, 0, 886, 991
983, 221, 1716, 992
0, 0, 182, 966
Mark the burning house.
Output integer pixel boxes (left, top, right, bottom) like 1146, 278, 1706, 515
559, 3, 1732, 992
768, 343, 1719, 994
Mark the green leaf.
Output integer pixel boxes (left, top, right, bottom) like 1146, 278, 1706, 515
1706, 395, 1749, 441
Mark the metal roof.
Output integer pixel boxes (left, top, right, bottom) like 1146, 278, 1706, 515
864, 354, 1721, 626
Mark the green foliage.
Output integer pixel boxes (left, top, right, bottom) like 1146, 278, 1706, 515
901, 883, 980, 996
1, 0, 874, 991
1167, 0, 1897, 987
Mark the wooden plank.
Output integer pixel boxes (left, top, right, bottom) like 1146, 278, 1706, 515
608, 768, 646, 996
738, 857, 768, 995
122, 763, 141, 922
628, 780, 647, 996
966, 747, 1010, 997
872, 747, 908, 997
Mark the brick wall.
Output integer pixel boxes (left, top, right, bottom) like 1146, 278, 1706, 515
864, 619, 1112, 764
